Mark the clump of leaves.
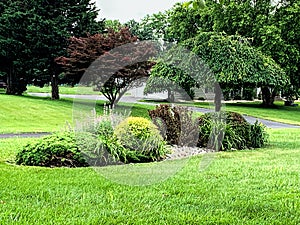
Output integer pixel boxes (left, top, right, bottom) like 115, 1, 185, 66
148, 104, 199, 147
114, 117, 168, 163
198, 111, 268, 151
16, 132, 88, 168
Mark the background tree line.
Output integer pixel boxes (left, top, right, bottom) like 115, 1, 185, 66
0, 0, 299, 107
128, 0, 299, 106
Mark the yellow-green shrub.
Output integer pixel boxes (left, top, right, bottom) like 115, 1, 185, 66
114, 117, 168, 162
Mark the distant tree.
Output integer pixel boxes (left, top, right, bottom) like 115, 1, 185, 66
56, 28, 157, 107
104, 19, 122, 31
126, 12, 168, 41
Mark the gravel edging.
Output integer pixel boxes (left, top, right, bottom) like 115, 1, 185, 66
165, 145, 210, 160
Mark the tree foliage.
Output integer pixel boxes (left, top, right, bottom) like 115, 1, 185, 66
0, 0, 104, 98
146, 32, 288, 106
56, 28, 157, 107
142, 0, 297, 106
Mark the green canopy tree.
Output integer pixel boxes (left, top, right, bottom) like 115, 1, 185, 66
204, 0, 299, 102
126, 12, 169, 41
274, 0, 300, 102
0, 1, 31, 94
145, 32, 288, 108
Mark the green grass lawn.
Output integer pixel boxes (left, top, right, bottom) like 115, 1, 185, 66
186, 101, 300, 125
26, 85, 99, 95
0, 94, 74, 133
0, 94, 154, 133
1, 93, 299, 134
0, 129, 300, 224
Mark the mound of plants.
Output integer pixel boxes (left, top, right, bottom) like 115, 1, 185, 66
114, 117, 168, 163
198, 111, 268, 151
16, 132, 89, 167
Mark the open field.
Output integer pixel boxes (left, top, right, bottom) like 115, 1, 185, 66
0, 129, 299, 224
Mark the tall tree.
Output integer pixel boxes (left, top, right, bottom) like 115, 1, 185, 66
128, 12, 169, 41
0, 1, 31, 94
206, 0, 299, 102
0, 0, 104, 99
274, 0, 300, 102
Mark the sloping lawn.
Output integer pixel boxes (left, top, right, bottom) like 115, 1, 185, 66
0, 94, 154, 133
0, 94, 73, 133
26, 85, 99, 95
0, 129, 299, 224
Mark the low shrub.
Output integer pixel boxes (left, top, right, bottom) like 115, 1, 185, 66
114, 117, 168, 163
198, 111, 268, 151
148, 104, 198, 146
16, 132, 88, 167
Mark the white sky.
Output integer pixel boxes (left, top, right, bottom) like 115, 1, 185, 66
96, 0, 182, 23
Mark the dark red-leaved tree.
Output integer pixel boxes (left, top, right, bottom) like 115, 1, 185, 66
55, 27, 157, 107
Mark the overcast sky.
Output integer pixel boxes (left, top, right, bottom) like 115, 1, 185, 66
96, 0, 181, 23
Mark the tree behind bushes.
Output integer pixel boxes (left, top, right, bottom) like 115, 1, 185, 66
56, 27, 157, 107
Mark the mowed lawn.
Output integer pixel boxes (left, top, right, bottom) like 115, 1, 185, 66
0, 129, 300, 224
192, 101, 300, 126
0, 94, 73, 133
0, 94, 300, 224
26, 85, 99, 95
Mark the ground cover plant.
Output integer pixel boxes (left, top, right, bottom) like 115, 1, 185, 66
15, 132, 88, 167
0, 129, 300, 224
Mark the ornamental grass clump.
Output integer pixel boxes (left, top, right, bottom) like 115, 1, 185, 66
198, 111, 268, 151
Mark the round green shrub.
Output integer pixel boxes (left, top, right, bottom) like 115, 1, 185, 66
198, 111, 268, 151
16, 132, 89, 167
114, 117, 168, 163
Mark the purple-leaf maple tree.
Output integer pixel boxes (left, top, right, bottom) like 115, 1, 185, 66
55, 27, 157, 107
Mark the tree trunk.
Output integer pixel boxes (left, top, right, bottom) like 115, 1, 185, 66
261, 86, 275, 107
167, 89, 175, 102
214, 82, 222, 112
6, 63, 14, 95
51, 74, 59, 100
